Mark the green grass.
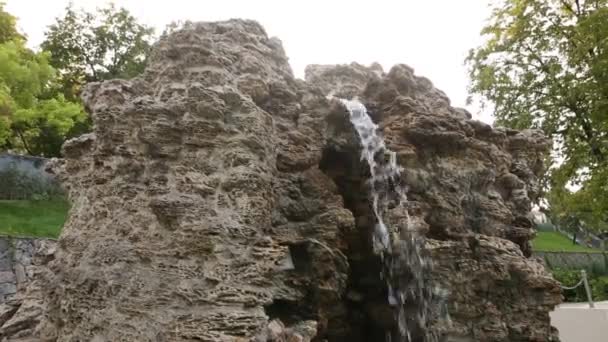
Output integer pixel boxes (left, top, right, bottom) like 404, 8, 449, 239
0, 200, 69, 238
532, 231, 602, 253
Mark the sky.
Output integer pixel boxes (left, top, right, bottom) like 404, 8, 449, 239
6, 0, 494, 123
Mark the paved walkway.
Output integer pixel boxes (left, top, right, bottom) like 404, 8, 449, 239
551, 301, 608, 342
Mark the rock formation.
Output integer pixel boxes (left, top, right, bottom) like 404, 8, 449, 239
0, 20, 561, 341
0, 238, 56, 304
0, 238, 55, 340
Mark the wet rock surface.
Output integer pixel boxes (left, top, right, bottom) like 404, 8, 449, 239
1, 20, 560, 341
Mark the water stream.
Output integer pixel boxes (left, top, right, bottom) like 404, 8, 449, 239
339, 98, 436, 342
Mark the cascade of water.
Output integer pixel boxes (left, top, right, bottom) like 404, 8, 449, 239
338, 98, 436, 342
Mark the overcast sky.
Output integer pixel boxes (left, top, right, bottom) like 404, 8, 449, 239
6, 0, 494, 123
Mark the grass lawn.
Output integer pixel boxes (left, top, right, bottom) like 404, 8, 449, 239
0, 200, 69, 238
532, 231, 602, 253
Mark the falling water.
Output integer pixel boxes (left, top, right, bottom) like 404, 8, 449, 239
338, 98, 437, 342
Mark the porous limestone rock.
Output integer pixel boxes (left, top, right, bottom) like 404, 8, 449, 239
1, 19, 560, 342
309, 62, 560, 341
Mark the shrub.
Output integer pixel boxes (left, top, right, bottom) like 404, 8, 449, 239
536, 222, 556, 232
590, 260, 608, 277
552, 268, 608, 302
0, 163, 64, 200
590, 276, 608, 301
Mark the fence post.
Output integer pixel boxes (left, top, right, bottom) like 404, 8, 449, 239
581, 269, 595, 308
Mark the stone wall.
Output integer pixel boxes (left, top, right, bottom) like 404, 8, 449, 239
0, 236, 56, 303
536, 251, 608, 270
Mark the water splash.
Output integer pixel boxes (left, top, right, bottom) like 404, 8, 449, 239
338, 98, 437, 342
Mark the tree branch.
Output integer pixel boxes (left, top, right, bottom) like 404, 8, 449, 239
15, 129, 33, 155
72, 38, 99, 80
521, 43, 604, 163
559, 0, 578, 16
566, 102, 604, 162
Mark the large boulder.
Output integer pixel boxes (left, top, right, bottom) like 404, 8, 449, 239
1, 20, 560, 342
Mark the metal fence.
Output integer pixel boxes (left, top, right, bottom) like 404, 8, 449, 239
559, 269, 595, 308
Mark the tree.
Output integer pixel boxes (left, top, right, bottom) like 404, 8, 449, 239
0, 42, 53, 108
467, 0, 608, 231
41, 3, 154, 101
0, 3, 155, 157
0, 5, 86, 157
0, 2, 23, 44
11, 96, 86, 156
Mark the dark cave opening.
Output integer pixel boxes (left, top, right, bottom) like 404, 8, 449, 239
288, 241, 313, 273
318, 144, 394, 342
264, 298, 314, 327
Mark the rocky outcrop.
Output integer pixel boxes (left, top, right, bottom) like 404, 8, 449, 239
0, 237, 55, 303
0, 238, 55, 340
309, 63, 560, 341
1, 20, 560, 341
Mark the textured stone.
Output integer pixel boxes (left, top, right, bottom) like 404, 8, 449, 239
312, 62, 559, 340
0, 238, 56, 340
0, 302, 19, 327
1, 19, 560, 341
13, 265, 26, 289
0, 260, 10, 273
0, 238, 55, 309
0, 298, 43, 339
0, 271, 15, 284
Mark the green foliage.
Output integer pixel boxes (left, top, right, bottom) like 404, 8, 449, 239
12, 96, 86, 156
41, 3, 154, 100
0, 42, 53, 108
0, 40, 86, 156
552, 268, 608, 302
0, 3, 155, 157
467, 0, 608, 231
0, 2, 23, 44
0, 163, 64, 200
0, 199, 68, 238
536, 222, 556, 232
0, 4, 88, 157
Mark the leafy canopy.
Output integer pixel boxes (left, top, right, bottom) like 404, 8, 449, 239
1, 3, 155, 157
41, 3, 154, 100
0, 1, 23, 44
0, 3, 86, 157
467, 0, 608, 231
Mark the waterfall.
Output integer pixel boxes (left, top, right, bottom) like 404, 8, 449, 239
339, 98, 437, 342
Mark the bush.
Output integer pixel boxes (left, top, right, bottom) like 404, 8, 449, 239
590, 259, 608, 276
552, 268, 608, 302
536, 222, 556, 232
0, 163, 64, 200
590, 276, 608, 301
